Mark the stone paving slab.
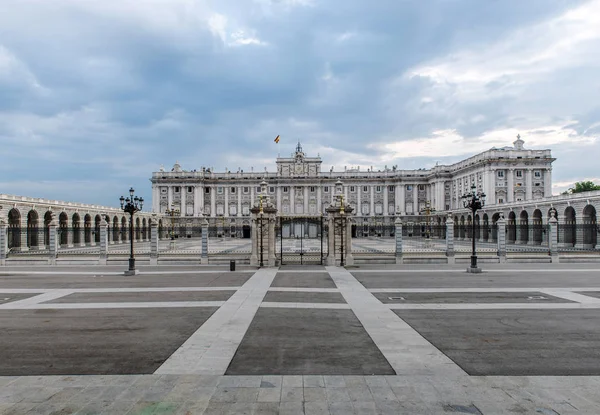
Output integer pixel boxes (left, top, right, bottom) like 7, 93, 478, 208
0, 293, 40, 305
45, 290, 236, 303
270, 273, 336, 289
395, 309, 600, 376
262, 291, 346, 304
374, 291, 573, 304
226, 308, 395, 376
0, 308, 218, 376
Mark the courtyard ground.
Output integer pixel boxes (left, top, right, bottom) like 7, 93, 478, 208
0, 263, 599, 414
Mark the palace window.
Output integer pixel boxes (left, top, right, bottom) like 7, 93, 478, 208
243, 187, 249, 194
255, 186, 261, 193
350, 186, 355, 193
362, 204, 370, 214
217, 187, 223, 194
534, 171, 541, 178
269, 187, 275, 193
242, 205, 250, 216
406, 185, 412, 191
205, 187, 210, 194
229, 205, 237, 216
516, 170, 523, 178
187, 186, 193, 193
363, 186, 368, 193
216, 204, 224, 215
324, 186, 329, 193
418, 184, 425, 191
498, 198, 504, 204
497, 170, 504, 178
310, 186, 316, 193
375, 203, 383, 215
230, 187, 236, 194
376, 186, 382, 193
388, 185, 394, 192
283, 187, 289, 193
174, 186, 180, 193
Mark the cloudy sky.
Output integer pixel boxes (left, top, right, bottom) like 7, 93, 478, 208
1, 0, 599, 208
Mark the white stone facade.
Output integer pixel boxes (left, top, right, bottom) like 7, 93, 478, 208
151, 137, 554, 225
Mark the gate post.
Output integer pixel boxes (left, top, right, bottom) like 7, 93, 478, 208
250, 217, 258, 266
395, 217, 403, 264
345, 217, 354, 266
446, 215, 455, 264
268, 216, 277, 266
0, 220, 7, 266
326, 215, 336, 266
497, 216, 507, 263
99, 216, 108, 265
201, 218, 209, 264
48, 217, 58, 265
150, 218, 158, 266
548, 216, 559, 263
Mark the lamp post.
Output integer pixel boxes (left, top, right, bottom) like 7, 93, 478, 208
258, 180, 268, 267
334, 180, 345, 266
120, 188, 143, 275
461, 184, 485, 273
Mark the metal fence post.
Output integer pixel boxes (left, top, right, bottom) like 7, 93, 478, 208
446, 215, 455, 264
395, 217, 403, 264
201, 218, 209, 264
150, 220, 158, 266
99, 217, 108, 265
548, 216, 559, 263
0, 221, 7, 265
48, 220, 58, 265
497, 216, 506, 263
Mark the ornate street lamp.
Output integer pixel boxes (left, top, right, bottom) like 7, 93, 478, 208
334, 179, 346, 265
120, 187, 143, 275
461, 184, 485, 273
258, 180, 268, 267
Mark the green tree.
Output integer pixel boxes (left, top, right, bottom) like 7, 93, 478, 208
567, 181, 600, 194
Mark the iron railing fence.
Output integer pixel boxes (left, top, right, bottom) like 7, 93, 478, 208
504, 224, 550, 253
403, 224, 447, 253
557, 223, 599, 252
276, 216, 327, 265
453, 224, 498, 253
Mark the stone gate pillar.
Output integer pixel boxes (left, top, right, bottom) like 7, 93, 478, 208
0, 220, 7, 266
201, 218, 209, 264
325, 199, 354, 267
446, 215, 455, 264
268, 216, 277, 266
395, 217, 403, 264
249, 189, 277, 267
48, 218, 58, 265
548, 216, 559, 263
99, 216, 109, 265
497, 216, 507, 263
150, 219, 158, 266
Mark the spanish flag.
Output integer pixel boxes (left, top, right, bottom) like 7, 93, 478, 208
274, 135, 280, 143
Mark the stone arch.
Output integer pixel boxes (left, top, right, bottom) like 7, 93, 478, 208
94, 215, 101, 243
113, 216, 119, 243
26, 209, 39, 249
518, 210, 529, 244
59, 212, 68, 246
43, 211, 53, 247
582, 204, 597, 247
72, 213, 81, 245
7, 208, 21, 250
532, 209, 543, 245
563, 206, 576, 247
84, 214, 92, 245
121, 217, 128, 242
507, 211, 517, 244
135, 217, 141, 240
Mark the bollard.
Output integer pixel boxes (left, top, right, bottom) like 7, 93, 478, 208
230, 260, 236, 271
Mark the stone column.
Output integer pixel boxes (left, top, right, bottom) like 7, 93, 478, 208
317, 186, 322, 215
398, 184, 405, 215
210, 186, 216, 217
544, 168, 552, 198
497, 216, 506, 263
167, 186, 173, 210
0, 221, 7, 265
383, 184, 389, 217
507, 169, 514, 203
413, 185, 418, 214
446, 216, 455, 264
357, 185, 362, 217
304, 186, 309, 214
345, 218, 354, 265
150, 220, 158, 266
268, 216, 277, 266
99, 217, 108, 265
548, 216, 559, 263
48, 219, 58, 265
290, 186, 295, 214
20, 218, 28, 252
370, 185, 375, 216
395, 217, 403, 264
180, 185, 187, 217
201, 218, 209, 263
250, 217, 258, 266
224, 186, 229, 217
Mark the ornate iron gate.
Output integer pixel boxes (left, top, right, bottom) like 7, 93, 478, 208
278, 216, 326, 265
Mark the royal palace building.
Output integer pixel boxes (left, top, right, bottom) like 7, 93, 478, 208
150, 136, 554, 227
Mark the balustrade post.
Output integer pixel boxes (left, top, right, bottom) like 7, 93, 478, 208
446, 215, 455, 264
48, 220, 58, 265
548, 217, 559, 263
99, 217, 108, 265
395, 217, 403, 264
497, 216, 507, 263
0, 221, 7, 265
201, 218, 209, 264
150, 220, 158, 266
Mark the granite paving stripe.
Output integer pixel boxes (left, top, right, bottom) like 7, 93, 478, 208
327, 266, 466, 377
0, 293, 41, 305
268, 287, 339, 293
0, 290, 73, 309
263, 291, 346, 304
394, 309, 600, 376
0, 301, 225, 309
0, 308, 218, 376
374, 292, 573, 304
368, 287, 600, 293
225, 308, 395, 375
575, 291, 600, 299
155, 268, 277, 375
260, 302, 351, 309
386, 303, 600, 309
45, 290, 236, 303
540, 290, 600, 304
270, 272, 336, 289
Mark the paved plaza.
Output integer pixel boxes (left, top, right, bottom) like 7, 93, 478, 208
1, 264, 600, 414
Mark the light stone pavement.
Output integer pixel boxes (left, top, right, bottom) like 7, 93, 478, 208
1, 266, 600, 414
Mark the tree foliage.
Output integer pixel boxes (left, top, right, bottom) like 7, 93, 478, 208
565, 181, 600, 194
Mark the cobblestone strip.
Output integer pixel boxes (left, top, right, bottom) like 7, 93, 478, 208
326, 266, 466, 377
154, 268, 278, 375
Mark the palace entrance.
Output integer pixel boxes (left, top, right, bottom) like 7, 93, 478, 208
277, 216, 326, 265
